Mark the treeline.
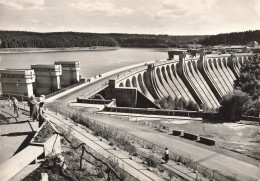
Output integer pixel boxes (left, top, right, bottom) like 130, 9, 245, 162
0, 31, 206, 48
200, 30, 260, 45
0, 31, 118, 48
104, 33, 205, 47
219, 54, 260, 121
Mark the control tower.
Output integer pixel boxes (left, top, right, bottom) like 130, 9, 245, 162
31, 64, 62, 95
0, 69, 35, 97
55, 61, 80, 88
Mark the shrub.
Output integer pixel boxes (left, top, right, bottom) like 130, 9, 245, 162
145, 154, 158, 168
117, 137, 137, 156
219, 90, 250, 121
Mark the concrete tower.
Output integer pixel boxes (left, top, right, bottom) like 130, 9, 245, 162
0, 69, 35, 97
31, 64, 62, 95
54, 61, 80, 88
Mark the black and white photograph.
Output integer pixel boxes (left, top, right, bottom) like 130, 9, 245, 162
0, 0, 259, 180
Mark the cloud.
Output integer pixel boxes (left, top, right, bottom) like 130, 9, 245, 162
30, 19, 39, 24
0, 0, 258, 35
154, 9, 185, 18
0, 0, 44, 10
70, 0, 134, 16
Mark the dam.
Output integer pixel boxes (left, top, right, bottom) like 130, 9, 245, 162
0, 50, 259, 181
0, 50, 253, 111
92, 50, 253, 111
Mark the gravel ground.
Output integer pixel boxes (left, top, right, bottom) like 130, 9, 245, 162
159, 119, 260, 160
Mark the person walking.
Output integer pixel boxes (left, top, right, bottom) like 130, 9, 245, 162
164, 148, 169, 163
28, 95, 38, 121
12, 97, 19, 117
38, 102, 47, 127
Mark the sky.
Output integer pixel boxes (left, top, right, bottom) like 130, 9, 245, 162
0, 0, 259, 35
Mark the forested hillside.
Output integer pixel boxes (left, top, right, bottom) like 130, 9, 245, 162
0, 31, 118, 48
0, 31, 206, 48
200, 30, 260, 45
104, 33, 205, 47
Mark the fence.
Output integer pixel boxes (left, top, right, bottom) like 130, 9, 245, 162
48, 105, 233, 181
0, 96, 138, 181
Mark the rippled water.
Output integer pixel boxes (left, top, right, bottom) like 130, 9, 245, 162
0, 48, 172, 78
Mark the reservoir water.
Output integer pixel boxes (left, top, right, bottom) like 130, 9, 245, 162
0, 48, 171, 78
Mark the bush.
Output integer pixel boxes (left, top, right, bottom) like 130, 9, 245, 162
145, 154, 158, 168
155, 96, 199, 111
219, 89, 250, 121
117, 137, 137, 156
186, 100, 200, 111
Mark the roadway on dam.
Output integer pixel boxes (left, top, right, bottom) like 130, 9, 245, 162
46, 67, 260, 181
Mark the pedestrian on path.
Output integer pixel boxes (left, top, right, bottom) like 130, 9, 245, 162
28, 95, 38, 121
164, 148, 169, 163
38, 102, 47, 127
12, 97, 19, 117
8, 97, 12, 109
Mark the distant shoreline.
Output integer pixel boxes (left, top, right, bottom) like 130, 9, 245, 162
0, 46, 119, 54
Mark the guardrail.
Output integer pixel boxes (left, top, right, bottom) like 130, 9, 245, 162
241, 115, 260, 122
45, 80, 86, 99
81, 82, 109, 99
2, 93, 40, 102
115, 65, 148, 83
103, 106, 217, 119
77, 98, 112, 104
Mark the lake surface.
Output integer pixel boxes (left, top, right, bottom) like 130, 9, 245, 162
0, 48, 173, 78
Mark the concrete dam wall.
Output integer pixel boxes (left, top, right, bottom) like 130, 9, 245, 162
113, 51, 253, 109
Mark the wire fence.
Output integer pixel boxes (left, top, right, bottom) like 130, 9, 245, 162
48, 105, 234, 181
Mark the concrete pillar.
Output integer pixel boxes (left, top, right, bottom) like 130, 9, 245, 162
0, 69, 35, 97
109, 79, 116, 88
31, 64, 62, 95
54, 61, 80, 87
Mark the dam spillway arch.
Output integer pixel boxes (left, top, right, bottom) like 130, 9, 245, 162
110, 51, 253, 110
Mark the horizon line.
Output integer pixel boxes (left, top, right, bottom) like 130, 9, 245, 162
0, 29, 259, 37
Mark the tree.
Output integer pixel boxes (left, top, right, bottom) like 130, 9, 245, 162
155, 96, 199, 111
242, 99, 260, 117
219, 90, 250, 121
234, 54, 260, 99
219, 54, 260, 121
186, 100, 200, 111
